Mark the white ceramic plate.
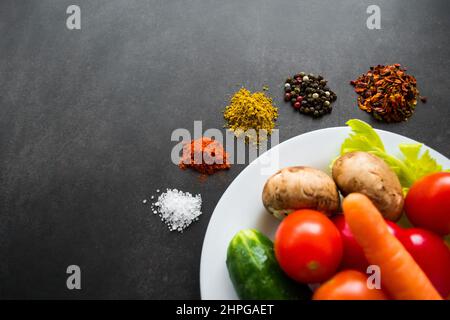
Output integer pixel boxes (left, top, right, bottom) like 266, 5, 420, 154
199, 127, 450, 300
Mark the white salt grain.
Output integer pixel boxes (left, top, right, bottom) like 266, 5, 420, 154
151, 188, 202, 232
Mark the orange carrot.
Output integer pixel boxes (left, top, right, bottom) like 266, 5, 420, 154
342, 193, 442, 300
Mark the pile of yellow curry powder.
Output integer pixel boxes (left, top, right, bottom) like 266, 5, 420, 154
223, 88, 278, 143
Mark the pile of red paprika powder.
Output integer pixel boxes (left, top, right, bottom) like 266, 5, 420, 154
179, 137, 231, 175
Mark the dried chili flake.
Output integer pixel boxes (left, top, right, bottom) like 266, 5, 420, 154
179, 137, 231, 175
350, 64, 423, 122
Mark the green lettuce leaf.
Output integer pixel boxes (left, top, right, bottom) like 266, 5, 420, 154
340, 119, 446, 194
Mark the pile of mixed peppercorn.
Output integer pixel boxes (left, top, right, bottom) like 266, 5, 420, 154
284, 72, 337, 118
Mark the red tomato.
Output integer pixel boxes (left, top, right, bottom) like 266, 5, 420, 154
386, 220, 404, 238
332, 215, 403, 271
313, 270, 388, 300
332, 215, 368, 271
275, 209, 343, 284
400, 228, 450, 298
405, 172, 450, 235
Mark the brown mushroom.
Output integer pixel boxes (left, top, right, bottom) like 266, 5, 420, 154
332, 151, 404, 221
262, 166, 340, 220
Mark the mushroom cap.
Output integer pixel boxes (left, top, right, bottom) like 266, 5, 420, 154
332, 151, 404, 221
262, 166, 340, 219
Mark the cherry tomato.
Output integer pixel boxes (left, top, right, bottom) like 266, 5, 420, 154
275, 209, 343, 284
313, 270, 388, 300
332, 215, 403, 271
405, 172, 450, 235
400, 228, 450, 298
386, 220, 404, 238
332, 215, 368, 271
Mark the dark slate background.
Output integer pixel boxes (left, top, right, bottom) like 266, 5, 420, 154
0, 0, 448, 299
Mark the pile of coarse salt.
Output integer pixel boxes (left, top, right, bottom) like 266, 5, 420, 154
149, 189, 202, 232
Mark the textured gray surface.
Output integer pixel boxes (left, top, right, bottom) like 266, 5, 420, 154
0, 0, 449, 299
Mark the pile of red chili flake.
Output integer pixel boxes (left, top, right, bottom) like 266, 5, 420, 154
350, 64, 426, 122
179, 137, 231, 175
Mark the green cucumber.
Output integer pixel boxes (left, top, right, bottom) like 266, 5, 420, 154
226, 229, 311, 300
